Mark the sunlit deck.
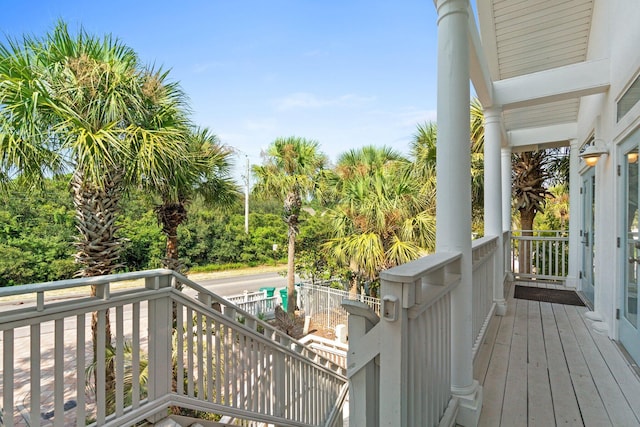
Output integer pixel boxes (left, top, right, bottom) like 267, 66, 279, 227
475, 282, 640, 427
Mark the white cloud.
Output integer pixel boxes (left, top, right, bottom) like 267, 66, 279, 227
396, 108, 438, 126
192, 61, 232, 74
274, 92, 376, 111
243, 118, 278, 132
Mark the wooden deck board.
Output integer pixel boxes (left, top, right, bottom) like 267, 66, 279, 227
526, 301, 555, 427
553, 303, 612, 427
474, 282, 640, 427
477, 299, 515, 427
565, 305, 640, 426
585, 322, 640, 421
500, 299, 528, 427
539, 302, 583, 426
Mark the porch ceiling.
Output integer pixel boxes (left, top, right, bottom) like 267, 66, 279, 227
475, 0, 597, 149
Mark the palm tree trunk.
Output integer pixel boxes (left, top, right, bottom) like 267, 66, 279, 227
287, 227, 296, 315
157, 201, 188, 274
72, 169, 123, 412
519, 209, 536, 274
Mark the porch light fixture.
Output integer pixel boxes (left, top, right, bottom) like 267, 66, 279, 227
628, 151, 639, 164
579, 139, 609, 167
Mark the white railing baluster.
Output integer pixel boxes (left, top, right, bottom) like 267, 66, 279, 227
30, 324, 41, 427
223, 318, 230, 406
53, 319, 64, 427
96, 310, 106, 424
75, 315, 85, 427
115, 306, 124, 417
215, 320, 221, 404
206, 315, 213, 402
131, 302, 140, 408
176, 303, 184, 395
196, 312, 204, 399
186, 306, 194, 397
4, 329, 14, 427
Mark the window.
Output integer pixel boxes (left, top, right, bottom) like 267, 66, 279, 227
618, 74, 640, 122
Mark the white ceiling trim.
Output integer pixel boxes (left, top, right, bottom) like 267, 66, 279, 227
494, 59, 609, 110
508, 122, 577, 151
468, 4, 494, 107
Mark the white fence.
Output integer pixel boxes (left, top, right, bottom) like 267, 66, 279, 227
511, 230, 569, 282
0, 270, 347, 427
225, 290, 277, 319
297, 282, 380, 332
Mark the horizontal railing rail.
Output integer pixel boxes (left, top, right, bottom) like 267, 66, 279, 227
511, 229, 569, 282
0, 269, 347, 427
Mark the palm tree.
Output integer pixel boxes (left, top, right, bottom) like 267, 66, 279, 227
413, 113, 485, 235
324, 146, 435, 296
512, 150, 553, 272
410, 122, 438, 203
0, 22, 190, 405
154, 127, 239, 274
252, 137, 326, 315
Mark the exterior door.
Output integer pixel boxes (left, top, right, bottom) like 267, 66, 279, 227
621, 140, 640, 364
581, 168, 595, 306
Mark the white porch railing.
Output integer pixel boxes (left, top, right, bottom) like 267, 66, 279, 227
0, 270, 347, 427
511, 230, 569, 282
344, 234, 503, 426
298, 282, 380, 332
471, 235, 499, 358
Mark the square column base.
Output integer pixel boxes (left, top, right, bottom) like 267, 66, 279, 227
452, 380, 483, 427
495, 299, 507, 316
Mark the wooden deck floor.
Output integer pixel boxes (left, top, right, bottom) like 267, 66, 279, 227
474, 282, 640, 427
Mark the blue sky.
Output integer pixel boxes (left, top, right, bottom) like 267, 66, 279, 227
0, 1, 440, 177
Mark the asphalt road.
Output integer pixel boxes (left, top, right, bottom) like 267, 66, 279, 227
193, 272, 287, 297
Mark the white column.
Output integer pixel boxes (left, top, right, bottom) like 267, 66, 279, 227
436, 0, 482, 425
501, 148, 512, 232
484, 108, 507, 315
501, 147, 513, 280
566, 140, 582, 289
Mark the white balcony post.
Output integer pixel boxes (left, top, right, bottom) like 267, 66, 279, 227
342, 301, 380, 427
501, 147, 512, 233
484, 108, 507, 315
567, 139, 581, 289
436, 0, 482, 425
145, 274, 173, 423
378, 281, 408, 426
501, 147, 513, 280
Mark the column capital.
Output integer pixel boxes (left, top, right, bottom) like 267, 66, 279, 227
483, 106, 502, 122
436, 0, 469, 23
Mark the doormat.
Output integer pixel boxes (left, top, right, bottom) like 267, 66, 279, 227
514, 285, 585, 306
